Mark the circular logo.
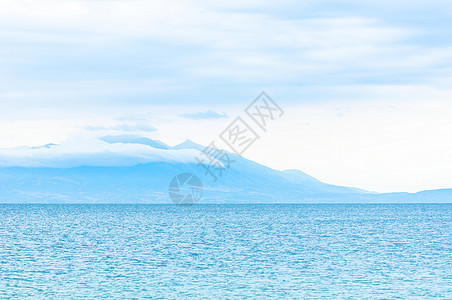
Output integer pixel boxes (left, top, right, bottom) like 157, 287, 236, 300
168, 173, 203, 204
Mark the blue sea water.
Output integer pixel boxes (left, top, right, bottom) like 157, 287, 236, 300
0, 204, 451, 299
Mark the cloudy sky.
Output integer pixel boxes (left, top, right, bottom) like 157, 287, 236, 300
0, 0, 451, 192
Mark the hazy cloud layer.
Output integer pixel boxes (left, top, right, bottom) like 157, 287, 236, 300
0, 137, 199, 168
0, 0, 451, 109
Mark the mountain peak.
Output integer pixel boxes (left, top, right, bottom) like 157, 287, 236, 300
171, 139, 205, 151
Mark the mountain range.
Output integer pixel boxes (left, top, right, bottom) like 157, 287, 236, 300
0, 135, 450, 203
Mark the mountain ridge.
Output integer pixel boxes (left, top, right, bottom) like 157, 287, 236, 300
0, 135, 450, 203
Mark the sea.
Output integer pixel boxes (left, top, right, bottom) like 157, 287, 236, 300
0, 204, 451, 299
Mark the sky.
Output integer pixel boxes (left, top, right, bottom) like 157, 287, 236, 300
0, 0, 451, 192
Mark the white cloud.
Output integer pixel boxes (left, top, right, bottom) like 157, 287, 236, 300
0, 137, 200, 168
180, 110, 228, 120
0, 0, 449, 87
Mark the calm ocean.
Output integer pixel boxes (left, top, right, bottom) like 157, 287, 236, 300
0, 204, 451, 299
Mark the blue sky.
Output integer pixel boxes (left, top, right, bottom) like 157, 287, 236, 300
0, 0, 451, 192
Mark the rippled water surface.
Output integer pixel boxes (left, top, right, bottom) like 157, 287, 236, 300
0, 204, 451, 299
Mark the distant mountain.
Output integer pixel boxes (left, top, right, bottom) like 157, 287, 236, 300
170, 139, 205, 151
0, 136, 451, 203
